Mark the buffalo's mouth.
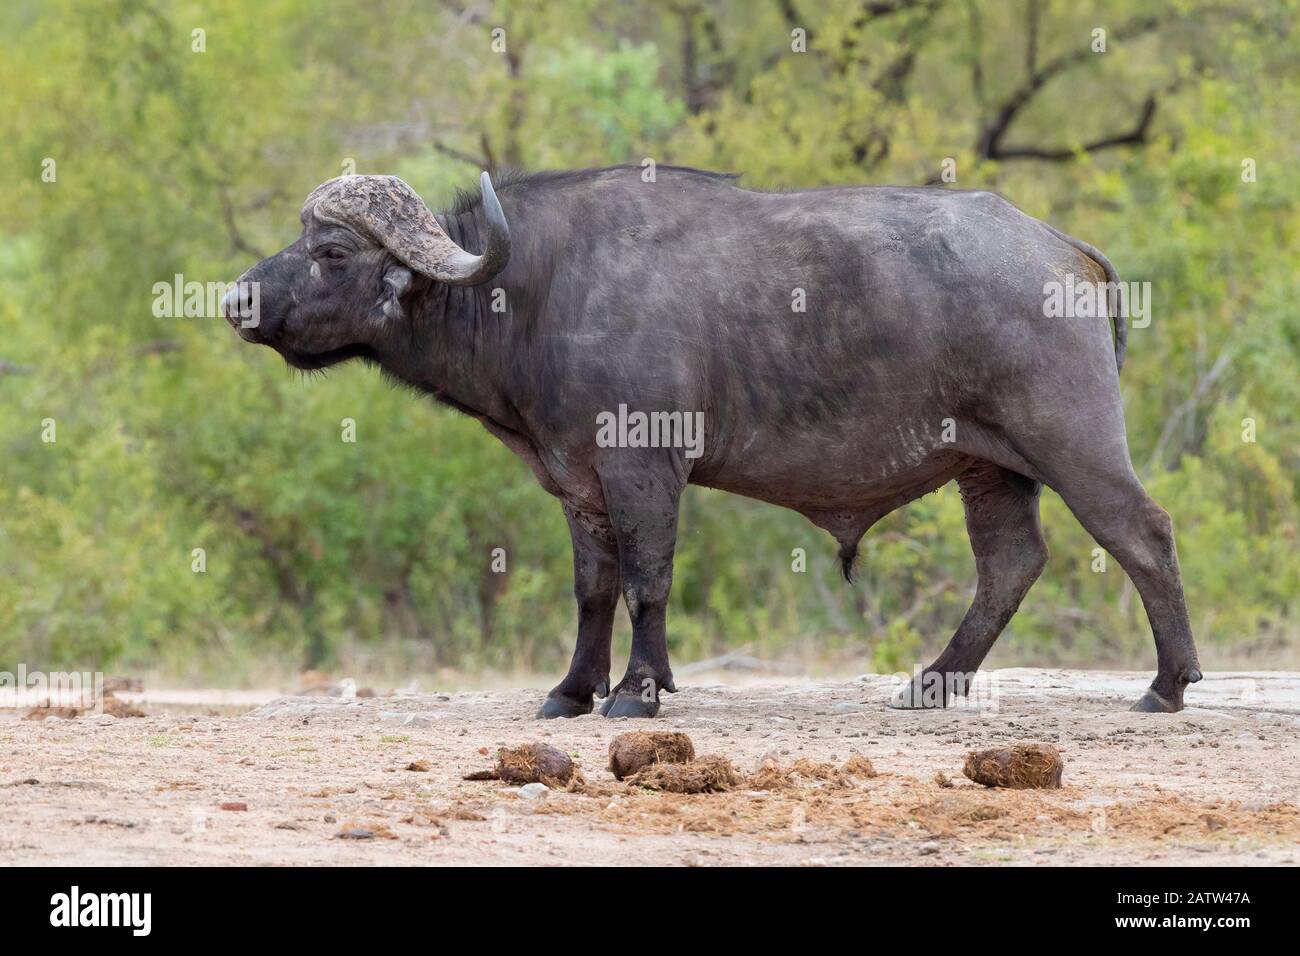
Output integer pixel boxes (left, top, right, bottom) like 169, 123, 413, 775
277, 343, 377, 370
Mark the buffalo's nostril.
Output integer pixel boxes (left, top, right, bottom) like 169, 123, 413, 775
223, 283, 262, 334
223, 283, 267, 341
221, 287, 240, 321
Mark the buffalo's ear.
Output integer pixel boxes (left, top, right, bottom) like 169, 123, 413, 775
371, 263, 414, 322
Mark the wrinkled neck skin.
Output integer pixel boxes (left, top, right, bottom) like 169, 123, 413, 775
373, 206, 524, 434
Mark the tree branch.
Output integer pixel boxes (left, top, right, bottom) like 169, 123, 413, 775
131, 340, 183, 358
1146, 346, 1235, 474
964, 0, 985, 108
1025, 0, 1040, 77
846, 0, 942, 170
993, 93, 1158, 161
674, 1, 728, 115
431, 138, 490, 169
976, 13, 1164, 160
216, 184, 266, 260
836, 0, 934, 73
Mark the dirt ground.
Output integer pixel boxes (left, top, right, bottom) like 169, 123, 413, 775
3, 668, 1298, 866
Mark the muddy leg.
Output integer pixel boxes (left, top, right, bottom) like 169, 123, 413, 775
892, 464, 1048, 709
598, 453, 684, 719
537, 507, 619, 718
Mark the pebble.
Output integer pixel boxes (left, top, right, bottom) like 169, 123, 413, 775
518, 783, 550, 800
405, 714, 437, 728
252, 702, 322, 720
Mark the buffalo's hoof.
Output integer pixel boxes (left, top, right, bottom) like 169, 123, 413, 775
888, 675, 948, 710
1130, 688, 1183, 713
1130, 667, 1200, 713
536, 694, 594, 719
600, 692, 660, 719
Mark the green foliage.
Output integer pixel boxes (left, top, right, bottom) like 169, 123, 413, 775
0, 0, 1295, 680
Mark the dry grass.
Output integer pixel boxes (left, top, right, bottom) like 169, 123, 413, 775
537, 764, 1300, 848
625, 756, 741, 793
608, 731, 696, 780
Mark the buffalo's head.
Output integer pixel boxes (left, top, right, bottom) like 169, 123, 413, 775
223, 173, 509, 369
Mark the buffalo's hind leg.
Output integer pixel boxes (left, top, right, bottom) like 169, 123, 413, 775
537, 506, 619, 718
892, 464, 1048, 709
1034, 459, 1202, 713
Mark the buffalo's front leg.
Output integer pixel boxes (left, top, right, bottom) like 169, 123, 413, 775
538, 506, 620, 718
598, 452, 685, 719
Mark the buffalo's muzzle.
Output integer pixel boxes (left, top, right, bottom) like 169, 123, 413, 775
222, 283, 263, 340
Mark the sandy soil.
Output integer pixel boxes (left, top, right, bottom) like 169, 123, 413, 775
2, 668, 1298, 866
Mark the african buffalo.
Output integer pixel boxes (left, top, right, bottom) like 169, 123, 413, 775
224, 165, 1202, 718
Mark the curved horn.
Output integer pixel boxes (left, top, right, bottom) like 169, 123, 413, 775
303, 172, 509, 286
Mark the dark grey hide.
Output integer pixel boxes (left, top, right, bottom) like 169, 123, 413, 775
225, 165, 1202, 718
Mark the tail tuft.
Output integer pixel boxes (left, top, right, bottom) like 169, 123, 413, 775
839, 544, 857, 584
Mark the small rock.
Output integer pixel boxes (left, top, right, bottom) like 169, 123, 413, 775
220, 802, 248, 812
518, 783, 550, 800
250, 700, 320, 720
406, 759, 431, 772
102, 695, 146, 718
337, 820, 396, 840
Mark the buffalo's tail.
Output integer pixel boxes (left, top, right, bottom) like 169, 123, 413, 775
839, 543, 857, 584
1042, 224, 1127, 375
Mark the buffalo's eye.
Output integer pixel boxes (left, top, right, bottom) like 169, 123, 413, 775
321, 247, 349, 262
